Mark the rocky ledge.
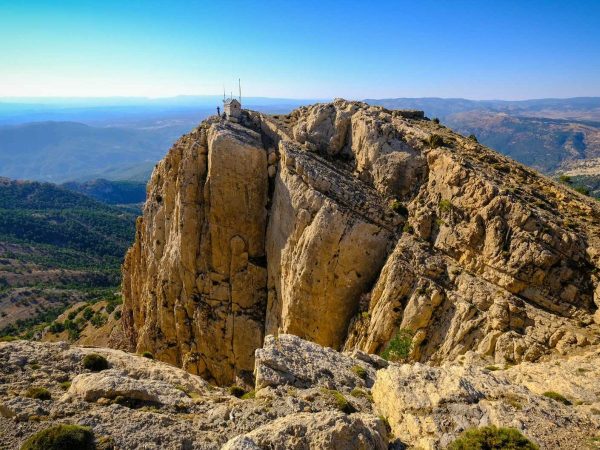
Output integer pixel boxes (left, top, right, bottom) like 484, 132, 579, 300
1, 336, 599, 449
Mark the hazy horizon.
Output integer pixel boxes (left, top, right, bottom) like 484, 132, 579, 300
2, 94, 600, 104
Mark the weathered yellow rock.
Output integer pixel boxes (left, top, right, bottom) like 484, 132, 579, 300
122, 119, 268, 385
122, 101, 600, 385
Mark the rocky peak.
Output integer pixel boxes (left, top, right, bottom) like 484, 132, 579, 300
121, 100, 600, 386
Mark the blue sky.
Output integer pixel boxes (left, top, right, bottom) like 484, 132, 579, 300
1, 0, 599, 99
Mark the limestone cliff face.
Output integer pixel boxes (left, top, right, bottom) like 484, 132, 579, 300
122, 120, 268, 384
122, 100, 600, 385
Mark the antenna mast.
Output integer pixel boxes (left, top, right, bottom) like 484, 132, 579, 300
239, 78, 242, 103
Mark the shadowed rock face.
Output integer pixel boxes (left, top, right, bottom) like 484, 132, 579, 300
121, 99, 600, 385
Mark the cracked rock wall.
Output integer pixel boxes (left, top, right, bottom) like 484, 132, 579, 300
122, 100, 600, 385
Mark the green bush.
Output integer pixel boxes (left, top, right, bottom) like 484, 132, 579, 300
241, 390, 256, 400
389, 199, 408, 216
447, 426, 538, 449
575, 186, 590, 195
468, 134, 478, 142
48, 322, 65, 333
229, 385, 246, 398
350, 388, 373, 402
82, 307, 94, 321
381, 329, 413, 362
67, 327, 80, 341
321, 388, 356, 414
351, 365, 367, 379
82, 353, 109, 372
543, 391, 571, 405
21, 424, 95, 450
432, 117, 440, 124
428, 134, 444, 148
141, 351, 154, 359
25, 387, 51, 400
439, 199, 453, 212
558, 174, 572, 184
90, 312, 107, 328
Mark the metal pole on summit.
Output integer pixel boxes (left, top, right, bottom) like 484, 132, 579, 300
239, 78, 241, 104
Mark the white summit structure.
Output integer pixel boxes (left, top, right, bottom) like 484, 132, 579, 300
223, 97, 241, 120
223, 79, 242, 121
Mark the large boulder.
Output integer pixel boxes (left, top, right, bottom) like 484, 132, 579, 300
222, 411, 388, 450
254, 334, 377, 391
65, 370, 192, 406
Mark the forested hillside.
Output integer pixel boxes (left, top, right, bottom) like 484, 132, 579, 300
0, 178, 137, 337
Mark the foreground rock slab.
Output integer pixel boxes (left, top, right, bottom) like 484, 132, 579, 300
0, 339, 387, 449
255, 334, 381, 391
222, 411, 388, 450
373, 359, 600, 450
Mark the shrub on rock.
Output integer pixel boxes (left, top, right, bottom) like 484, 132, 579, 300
229, 385, 246, 398
448, 426, 539, 450
428, 134, 444, 148
25, 387, 51, 400
82, 353, 109, 372
351, 365, 367, 379
20, 424, 95, 450
321, 388, 356, 414
381, 329, 413, 362
543, 391, 571, 405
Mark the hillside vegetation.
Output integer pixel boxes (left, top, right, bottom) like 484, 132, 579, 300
445, 112, 600, 174
0, 178, 137, 337
62, 178, 146, 205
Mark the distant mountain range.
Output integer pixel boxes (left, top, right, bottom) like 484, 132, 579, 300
0, 120, 184, 182
365, 97, 600, 122
0, 96, 317, 126
1, 96, 600, 186
367, 97, 600, 180
0, 96, 318, 183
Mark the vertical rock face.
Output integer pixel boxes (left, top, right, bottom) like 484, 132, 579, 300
122, 100, 600, 385
264, 142, 393, 349
122, 120, 268, 384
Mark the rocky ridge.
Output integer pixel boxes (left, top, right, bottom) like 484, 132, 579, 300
121, 99, 600, 387
1, 335, 599, 449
